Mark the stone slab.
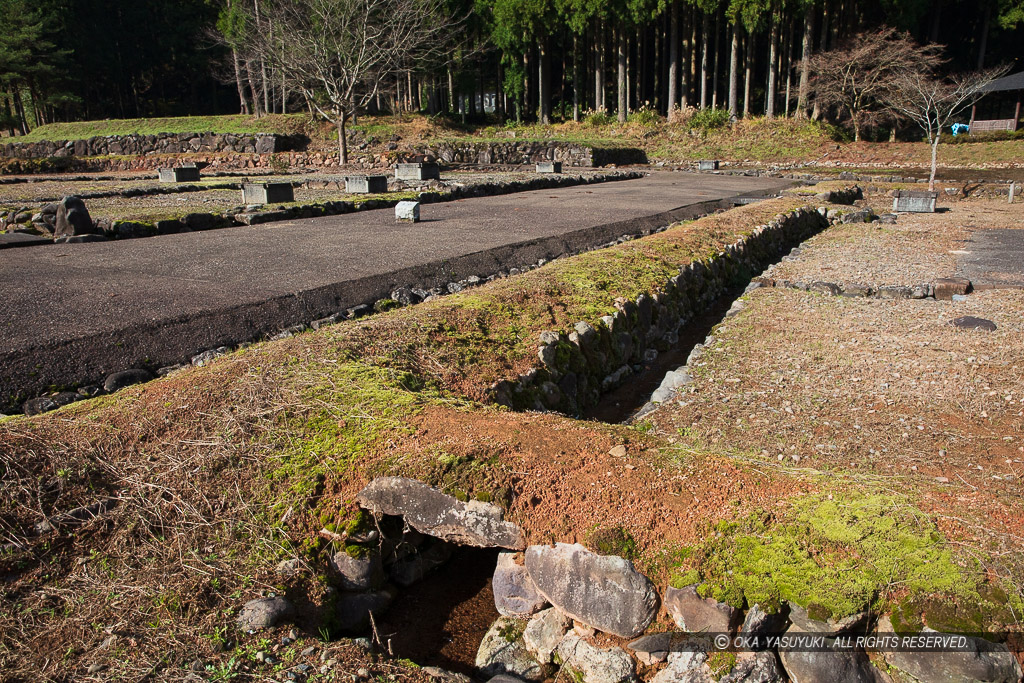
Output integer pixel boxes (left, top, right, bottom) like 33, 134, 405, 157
346, 175, 388, 194
241, 182, 294, 205
893, 190, 937, 213
395, 162, 441, 181
159, 166, 201, 183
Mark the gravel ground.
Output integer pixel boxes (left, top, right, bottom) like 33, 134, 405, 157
767, 193, 1022, 287
645, 198, 1024, 573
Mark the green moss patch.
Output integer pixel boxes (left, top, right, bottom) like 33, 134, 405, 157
674, 492, 1015, 624
262, 356, 430, 508
587, 526, 639, 560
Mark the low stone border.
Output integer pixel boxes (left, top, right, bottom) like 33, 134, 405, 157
0, 132, 305, 159
489, 203, 845, 416
3, 171, 643, 245
696, 165, 1022, 188
236, 475, 1022, 683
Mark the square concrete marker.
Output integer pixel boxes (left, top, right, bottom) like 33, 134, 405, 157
893, 190, 938, 213
345, 175, 388, 194
241, 182, 294, 205
933, 277, 972, 301
536, 161, 562, 173
698, 160, 720, 171
395, 163, 440, 181
159, 166, 201, 183
395, 201, 420, 222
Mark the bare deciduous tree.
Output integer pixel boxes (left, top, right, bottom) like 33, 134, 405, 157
241, 0, 454, 163
887, 66, 1010, 190
808, 28, 943, 142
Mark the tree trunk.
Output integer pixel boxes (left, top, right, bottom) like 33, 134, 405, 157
617, 29, 627, 122
783, 20, 793, 117
573, 34, 581, 122
700, 12, 709, 109
682, 5, 691, 108
728, 22, 739, 116
497, 61, 505, 119
765, 14, 779, 118
447, 69, 455, 113
796, 7, 813, 117
813, 0, 828, 119
929, 0, 942, 42
976, 2, 990, 69
626, 35, 632, 112
743, 32, 753, 116
232, 49, 249, 115
539, 38, 551, 124
246, 60, 262, 117
595, 19, 604, 110
261, 60, 270, 114
929, 135, 939, 190
668, 1, 679, 117
338, 116, 348, 165
712, 13, 720, 109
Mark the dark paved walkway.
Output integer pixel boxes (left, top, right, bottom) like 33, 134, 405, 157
0, 172, 791, 406
957, 228, 1024, 289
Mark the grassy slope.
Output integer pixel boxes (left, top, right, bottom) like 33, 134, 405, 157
0, 194, 1017, 677
11, 112, 1024, 167
16, 114, 309, 142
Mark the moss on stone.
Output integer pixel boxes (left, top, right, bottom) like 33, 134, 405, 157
707, 651, 737, 681
587, 526, 639, 560
680, 493, 1010, 621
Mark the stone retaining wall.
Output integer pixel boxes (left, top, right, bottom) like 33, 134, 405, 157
315, 476, 1022, 683
402, 142, 648, 167
489, 205, 836, 416
0, 132, 308, 159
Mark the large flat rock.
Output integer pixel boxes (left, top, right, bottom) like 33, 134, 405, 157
525, 543, 658, 638
356, 477, 525, 550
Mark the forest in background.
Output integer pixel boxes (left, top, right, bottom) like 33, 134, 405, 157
0, 0, 1021, 139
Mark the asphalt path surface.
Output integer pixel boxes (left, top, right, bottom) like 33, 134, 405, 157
0, 171, 791, 406
957, 228, 1024, 289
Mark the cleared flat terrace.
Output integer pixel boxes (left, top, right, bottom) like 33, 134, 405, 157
0, 172, 791, 405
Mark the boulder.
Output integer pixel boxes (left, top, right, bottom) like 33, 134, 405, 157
330, 588, 396, 633
493, 551, 548, 617
102, 369, 154, 393
650, 650, 709, 683
475, 617, 545, 681
952, 316, 997, 332
522, 607, 571, 663
627, 633, 672, 666
933, 277, 972, 301
787, 604, 868, 636
556, 634, 635, 683
878, 619, 1022, 683
356, 477, 525, 549
53, 196, 96, 240
329, 549, 384, 591
23, 396, 59, 415
721, 651, 785, 683
777, 627, 882, 683
740, 604, 790, 643
664, 586, 741, 635
525, 543, 657, 638
237, 596, 295, 631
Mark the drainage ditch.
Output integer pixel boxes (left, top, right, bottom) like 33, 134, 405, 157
583, 286, 744, 424
375, 546, 499, 675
